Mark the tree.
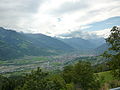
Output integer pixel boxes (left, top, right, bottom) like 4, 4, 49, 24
106, 26, 120, 53
48, 74, 66, 90
62, 65, 74, 83
17, 67, 49, 90
0, 75, 16, 90
73, 61, 100, 90
103, 26, 120, 80
62, 61, 101, 90
17, 67, 67, 90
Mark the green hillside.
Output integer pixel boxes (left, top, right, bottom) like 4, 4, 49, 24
0, 27, 73, 60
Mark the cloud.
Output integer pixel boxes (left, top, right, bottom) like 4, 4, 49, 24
51, 0, 89, 15
58, 16, 120, 39
57, 28, 110, 39
0, 0, 120, 38
0, 0, 44, 30
82, 16, 120, 31
0, 0, 43, 13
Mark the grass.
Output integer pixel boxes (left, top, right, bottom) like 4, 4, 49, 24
98, 71, 114, 82
6, 56, 50, 65
0, 60, 8, 64
98, 71, 120, 89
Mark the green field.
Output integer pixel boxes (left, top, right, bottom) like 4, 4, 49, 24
98, 71, 114, 82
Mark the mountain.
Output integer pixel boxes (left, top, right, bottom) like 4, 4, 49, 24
94, 43, 109, 55
25, 34, 73, 51
0, 27, 73, 60
0, 27, 108, 60
58, 37, 107, 55
87, 38, 105, 48
59, 38, 97, 50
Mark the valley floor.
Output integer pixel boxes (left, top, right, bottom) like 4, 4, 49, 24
0, 53, 96, 76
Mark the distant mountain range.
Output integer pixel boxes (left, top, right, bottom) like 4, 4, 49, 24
0, 27, 107, 60
59, 38, 96, 50
94, 43, 115, 56
58, 37, 106, 50
0, 27, 73, 60
94, 43, 108, 55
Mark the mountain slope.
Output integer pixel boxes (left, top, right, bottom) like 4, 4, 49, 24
26, 34, 74, 51
94, 43, 109, 55
60, 38, 97, 50
0, 27, 73, 60
88, 38, 105, 48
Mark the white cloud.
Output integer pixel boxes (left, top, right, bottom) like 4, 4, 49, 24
57, 28, 110, 39
0, 0, 120, 37
93, 26, 120, 38
90, 29, 111, 38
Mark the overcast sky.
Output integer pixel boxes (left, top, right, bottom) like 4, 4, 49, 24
0, 0, 120, 38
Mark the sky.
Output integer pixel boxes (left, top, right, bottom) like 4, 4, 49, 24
0, 0, 120, 39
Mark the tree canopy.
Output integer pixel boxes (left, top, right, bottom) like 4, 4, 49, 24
104, 26, 120, 80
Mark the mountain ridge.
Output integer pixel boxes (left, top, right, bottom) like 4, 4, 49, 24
0, 27, 74, 60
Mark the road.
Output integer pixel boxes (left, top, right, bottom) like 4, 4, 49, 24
110, 87, 120, 90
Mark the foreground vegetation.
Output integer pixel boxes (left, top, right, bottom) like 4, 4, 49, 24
0, 61, 120, 90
